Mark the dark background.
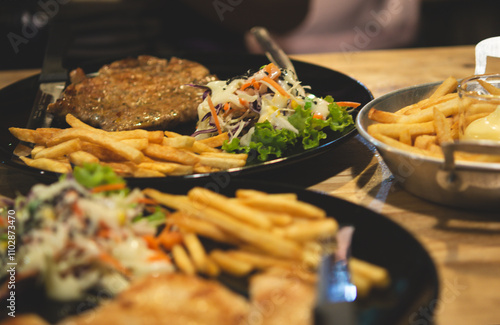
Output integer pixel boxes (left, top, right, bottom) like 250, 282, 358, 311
1, 0, 499, 70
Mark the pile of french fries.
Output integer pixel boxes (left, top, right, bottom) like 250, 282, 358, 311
9, 114, 247, 177
367, 76, 500, 161
144, 187, 390, 297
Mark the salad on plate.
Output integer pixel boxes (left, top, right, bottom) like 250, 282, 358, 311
193, 63, 358, 161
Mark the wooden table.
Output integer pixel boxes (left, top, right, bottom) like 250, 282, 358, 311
1, 45, 499, 325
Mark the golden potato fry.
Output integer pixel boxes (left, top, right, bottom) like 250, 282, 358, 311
188, 187, 273, 229
209, 249, 253, 277
20, 156, 72, 173
197, 156, 246, 169
168, 211, 241, 245
414, 135, 437, 150
429, 76, 458, 99
372, 133, 442, 158
433, 107, 453, 144
478, 79, 500, 95
162, 136, 196, 148
31, 145, 45, 157
397, 97, 460, 124
69, 150, 99, 166
164, 130, 182, 138
197, 132, 229, 147
47, 128, 144, 163
80, 142, 125, 162
133, 168, 165, 177
120, 138, 149, 150
367, 108, 401, 123
281, 218, 338, 241
172, 244, 196, 275
137, 161, 194, 176
239, 195, 326, 219
191, 141, 220, 154
350, 257, 390, 289
144, 144, 200, 165
367, 121, 434, 139
33, 138, 81, 159
235, 189, 298, 200
399, 129, 412, 146
199, 152, 248, 160
66, 114, 164, 144
183, 233, 210, 274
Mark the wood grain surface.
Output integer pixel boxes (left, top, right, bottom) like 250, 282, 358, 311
1, 45, 499, 325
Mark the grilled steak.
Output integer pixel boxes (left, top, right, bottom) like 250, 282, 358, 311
47, 55, 216, 131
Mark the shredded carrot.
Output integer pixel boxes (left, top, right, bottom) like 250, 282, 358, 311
206, 95, 222, 135
240, 78, 258, 91
98, 252, 131, 277
336, 101, 361, 108
91, 182, 126, 193
158, 230, 183, 250
313, 112, 324, 120
135, 197, 159, 205
96, 220, 112, 238
142, 234, 160, 250
261, 76, 290, 98
264, 63, 281, 79
147, 251, 171, 263
223, 102, 230, 111
239, 98, 248, 107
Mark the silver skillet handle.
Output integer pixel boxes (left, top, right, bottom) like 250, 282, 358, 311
250, 26, 297, 75
441, 140, 500, 172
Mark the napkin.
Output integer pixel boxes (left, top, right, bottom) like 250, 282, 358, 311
475, 36, 500, 74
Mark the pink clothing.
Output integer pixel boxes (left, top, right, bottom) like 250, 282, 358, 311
246, 0, 421, 54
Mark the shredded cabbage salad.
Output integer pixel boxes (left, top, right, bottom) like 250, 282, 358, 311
0, 164, 173, 301
193, 63, 357, 161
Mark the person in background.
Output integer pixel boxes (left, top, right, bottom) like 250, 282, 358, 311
182, 0, 421, 54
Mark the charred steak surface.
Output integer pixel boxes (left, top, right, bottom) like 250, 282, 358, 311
47, 55, 216, 131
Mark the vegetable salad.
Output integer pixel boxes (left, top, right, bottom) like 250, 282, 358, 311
193, 63, 357, 161
0, 164, 173, 301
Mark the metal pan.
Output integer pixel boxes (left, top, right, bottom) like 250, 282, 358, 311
356, 81, 500, 211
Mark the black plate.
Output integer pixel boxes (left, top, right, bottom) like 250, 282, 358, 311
8, 180, 438, 324
0, 53, 373, 187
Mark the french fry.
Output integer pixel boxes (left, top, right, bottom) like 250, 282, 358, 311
209, 250, 253, 277
235, 189, 298, 200
350, 257, 390, 289
399, 129, 412, 146
133, 168, 165, 178
429, 76, 458, 99
414, 135, 437, 150
19, 156, 72, 174
478, 79, 500, 96
120, 138, 149, 150
280, 218, 338, 241
168, 211, 241, 245
433, 107, 453, 144
144, 144, 200, 165
69, 150, 100, 166
162, 136, 196, 148
137, 161, 192, 175
172, 244, 196, 275
197, 132, 229, 147
367, 121, 434, 139
33, 138, 81, 159
183, 233, 210, 274
197, 156, 246, 169
47, 128, 144, 163
239, 195, 326, 219
188, 187, 273, 229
